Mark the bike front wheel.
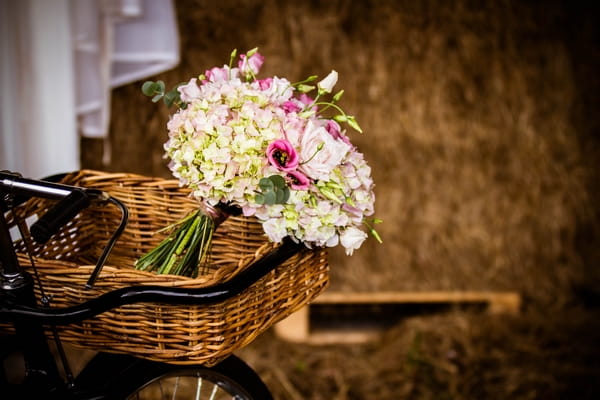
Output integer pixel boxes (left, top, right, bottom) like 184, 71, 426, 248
121, 355, 272, 400
75, 352, 272, 400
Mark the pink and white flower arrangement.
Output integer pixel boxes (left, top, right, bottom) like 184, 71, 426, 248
138, 48, 381, 276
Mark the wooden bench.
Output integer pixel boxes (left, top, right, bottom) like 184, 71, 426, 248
274, 291, 521, 344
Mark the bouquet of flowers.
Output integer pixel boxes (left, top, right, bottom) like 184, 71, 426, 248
136, 48, 381, 277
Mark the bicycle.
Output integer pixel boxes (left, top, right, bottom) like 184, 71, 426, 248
0, 170, 318, 399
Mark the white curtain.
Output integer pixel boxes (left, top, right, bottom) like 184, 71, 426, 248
0, 0, 179, 179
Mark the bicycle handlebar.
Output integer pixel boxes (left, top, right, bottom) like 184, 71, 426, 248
30, 189, 90, 243
0, 170, 128, 286
0, 238, 304, 325
0, 171, 112, 243
0, 170, 108, 202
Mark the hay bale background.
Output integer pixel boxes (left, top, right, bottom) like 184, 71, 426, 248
81, 0, 600, 398
84, 0, 598, 303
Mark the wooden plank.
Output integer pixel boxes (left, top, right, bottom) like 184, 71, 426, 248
314, 291, 521, 313
274, 290, 521, 344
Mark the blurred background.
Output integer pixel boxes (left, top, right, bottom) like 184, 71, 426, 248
3, 0, 600, 398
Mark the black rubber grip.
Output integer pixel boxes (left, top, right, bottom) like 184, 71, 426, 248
30, 189, 91, 244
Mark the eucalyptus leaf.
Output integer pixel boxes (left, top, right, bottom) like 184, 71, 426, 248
275, 189, 285, 204
269, 174, 286, 188
254, 193, 265, 205
281, 187, 290, 203
164, 89, 181, 107
259, 177, 274, 190
165, 99, 178, 108
142, 81, 157, 96
264, 191, 277, 205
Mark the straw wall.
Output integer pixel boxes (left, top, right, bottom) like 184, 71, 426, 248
83, 0, 599, 306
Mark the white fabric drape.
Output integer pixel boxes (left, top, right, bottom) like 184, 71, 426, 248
1, 0, 79, 179
0, 0, 179, 179
73, 0, 180, 139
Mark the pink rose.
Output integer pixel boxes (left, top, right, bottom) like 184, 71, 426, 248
324, 120, 351, 146
299, 120, 351, 181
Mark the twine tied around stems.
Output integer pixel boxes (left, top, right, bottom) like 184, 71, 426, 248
200, 201, 230, 227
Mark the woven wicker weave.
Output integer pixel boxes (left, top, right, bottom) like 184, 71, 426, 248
6, 170, 329, 365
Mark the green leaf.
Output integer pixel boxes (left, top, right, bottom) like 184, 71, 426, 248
269, 174, 286, 189
275, 189, 286, 204
264, 191, 277, 205
254, 193, 265, 205
156, 80, 165, 92
259, 177, 274, 191
142, 81, 157, 96
281, 187, 290, 203
163, 88, 181, 107
164, 93, 176, 107
152, 94, 163, 103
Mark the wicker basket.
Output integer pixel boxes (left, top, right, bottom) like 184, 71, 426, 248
6, 170, 329, 365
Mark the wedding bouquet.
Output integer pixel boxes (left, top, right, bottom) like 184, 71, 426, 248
136, 48, 381, 277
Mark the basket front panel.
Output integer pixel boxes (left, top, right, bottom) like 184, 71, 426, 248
51, 248, 329, 365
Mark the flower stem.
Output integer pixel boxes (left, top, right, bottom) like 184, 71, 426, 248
160, 212, 201, 275
135, 209, 217, 277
